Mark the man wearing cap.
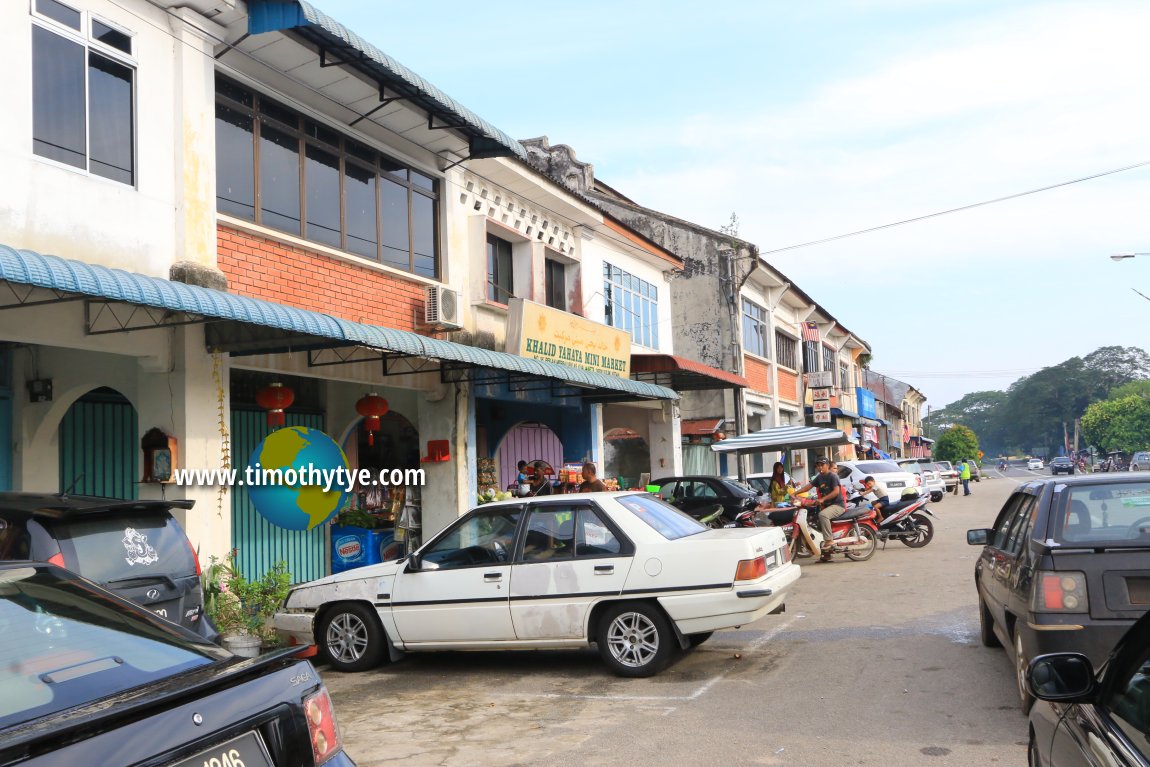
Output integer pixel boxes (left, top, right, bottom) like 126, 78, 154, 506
793, 457, 846, 561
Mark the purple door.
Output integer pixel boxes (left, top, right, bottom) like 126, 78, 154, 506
496, 423, 564, 491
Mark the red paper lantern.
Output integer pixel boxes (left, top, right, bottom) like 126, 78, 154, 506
356, 393, 389, 446
255, 382, 294, 429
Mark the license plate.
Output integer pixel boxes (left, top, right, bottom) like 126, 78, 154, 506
169, 731, 273, 767
889, 482, 904, 488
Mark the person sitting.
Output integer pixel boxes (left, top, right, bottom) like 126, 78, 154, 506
792, 457, 845, 562
766, 461, 792, 505
858, 475, 891, 518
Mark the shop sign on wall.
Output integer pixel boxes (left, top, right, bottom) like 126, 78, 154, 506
812, 388, 832, 402
506, 298, 631, 378
813, 411, 832, 423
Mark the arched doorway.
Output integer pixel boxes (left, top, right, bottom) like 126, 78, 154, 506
495, 422, 563, 491
58, 386, 138, 499
603, 427, 650, 489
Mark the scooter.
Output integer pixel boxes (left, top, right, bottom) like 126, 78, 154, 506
727, 503, 822, 561
869, 492, 935, 548
791, 497, 879, 562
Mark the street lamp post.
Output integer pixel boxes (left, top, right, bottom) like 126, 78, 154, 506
1110, 253, 1150, 302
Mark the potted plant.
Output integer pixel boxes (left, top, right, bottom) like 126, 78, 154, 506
202, 551, 291, 657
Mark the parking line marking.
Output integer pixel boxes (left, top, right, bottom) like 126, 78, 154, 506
490, 616, 797, 702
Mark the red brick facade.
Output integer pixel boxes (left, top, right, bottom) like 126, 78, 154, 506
744, 356, 771, 395
778, 370, 799, 402
216, 225, 427, 331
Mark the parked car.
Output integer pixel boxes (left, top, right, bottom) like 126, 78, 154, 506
1027, 606, 1150, 767
1027, 458, 1045, 471
967, 459, 982, 482
1049, 456, 1076, 475
275, 492, 799, 678
1130, 451, 1150, 472
966, 473, 1150, 713
0, 561, 355, 767
895, 458, 946, 502
649, 475, 760, 522
836, 460, 923, 503
0, 493, 217, 641
934, 460, 960, 490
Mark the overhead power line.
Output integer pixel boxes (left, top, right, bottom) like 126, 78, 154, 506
759, 159, 1150, 257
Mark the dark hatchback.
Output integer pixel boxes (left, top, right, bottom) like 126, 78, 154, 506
0, 562, 354, 766
648, 476, 760, 522
967, 474, 1150, 712
1050, 456, 1076, 475
1026, 607, 1150, 766
0, 493, 216, 640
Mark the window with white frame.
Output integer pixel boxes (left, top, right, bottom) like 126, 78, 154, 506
822, 346, 836, 379
741, 299, 768, 358
486, 234, 514, 303
840, 362, 850, 391
775, 332, 797, 370
802, 340, 819, 372
604, 263, 659, 349
32, 0, 135, 185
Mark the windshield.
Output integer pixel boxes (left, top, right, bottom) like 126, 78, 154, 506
721, 479, 758, 496
1057, 481, 1150, 546
619, 494, 706, 540
851, 461, 901, 474
0, 566, 219, 728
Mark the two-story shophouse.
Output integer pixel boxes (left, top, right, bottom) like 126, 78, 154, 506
0, 0, 701, 581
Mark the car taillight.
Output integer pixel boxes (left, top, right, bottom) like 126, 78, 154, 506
304, 686, 342, 765
780, 543, 791, 564
1030, 571, 1088, 613
735, 556, 767, 581
187, 538, 201, 577
47, 553, 65, 568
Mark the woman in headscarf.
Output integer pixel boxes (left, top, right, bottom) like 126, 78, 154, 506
767, 461, 791, 505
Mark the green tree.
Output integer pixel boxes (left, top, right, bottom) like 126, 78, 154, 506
934, 424, 980, 466
1109, 380, 1150, 399
925, 390, 1008, 455
1081, 395, 1150, 455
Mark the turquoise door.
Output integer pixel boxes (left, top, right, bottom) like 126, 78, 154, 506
230, 409, 327, 584
58, 388, 138, 499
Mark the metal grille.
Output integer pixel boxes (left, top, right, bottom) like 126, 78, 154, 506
58, 388, 138, 499
230, 409, 328, 584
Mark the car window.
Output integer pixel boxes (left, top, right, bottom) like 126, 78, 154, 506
0, 518, 31, 560
689, 481, 718, 499
722, 479, 757, 496
422, 507, 522, 569
53, 513, 197, 584
853, 461, 901, 474
837, 467, 852, 480
1003, 496, 1037, 556
576, 507, 623, 557
657, 481, 679, 502
1106, 642, 1150, 751
1056, 481, 1150, 546
0, 566, 219, 729
992, 493, 1026, 549
520, 506, 576, 562
619, 494, 706, 540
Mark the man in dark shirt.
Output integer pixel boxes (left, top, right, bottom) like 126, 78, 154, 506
579, 462, 608, 493
794, 457, 845, 561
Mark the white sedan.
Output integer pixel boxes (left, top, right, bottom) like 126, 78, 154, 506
1027, 458, 1044, 470
276, 492, 799, 677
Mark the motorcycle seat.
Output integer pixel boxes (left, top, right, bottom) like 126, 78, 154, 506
837, 506, 870, 522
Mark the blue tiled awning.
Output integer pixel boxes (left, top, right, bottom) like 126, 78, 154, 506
0, 245, 675, 401
246, 0, 526, 163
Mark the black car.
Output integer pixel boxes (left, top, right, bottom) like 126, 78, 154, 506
1049, 456, 1076, 475
648, 476, 760, 522
0, 562, 355, 766
967, 474, 1150, 713
1026, 607, 1150, 766
0, 493, 217, 640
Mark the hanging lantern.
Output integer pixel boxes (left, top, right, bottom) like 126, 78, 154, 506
356, 393, 389, 446
255, 382, 295, 429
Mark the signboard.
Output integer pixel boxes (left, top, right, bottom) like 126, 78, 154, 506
813, 411, 832, 423
812, 400, 831, 413
862, 426, 878, 444
506, 298, 631, 377
805, 371, 833, 389
813, 387, 832, 401
856, 388, 877, 419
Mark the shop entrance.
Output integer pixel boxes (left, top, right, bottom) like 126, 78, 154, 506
496, 423, 563, 491
58, 387, 138, 499
603, 428, 650, 490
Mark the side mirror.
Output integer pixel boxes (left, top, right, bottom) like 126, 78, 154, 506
1027, 653, 1097, 702
407, 553, 422, 571
966, 528, 991, 546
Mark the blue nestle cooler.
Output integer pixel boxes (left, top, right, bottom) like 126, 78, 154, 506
331, 525, 394, 573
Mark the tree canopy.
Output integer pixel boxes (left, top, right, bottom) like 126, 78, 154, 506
933, 424, 980, 466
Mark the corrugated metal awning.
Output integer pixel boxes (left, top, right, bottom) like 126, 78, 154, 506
711, 425, 850, 455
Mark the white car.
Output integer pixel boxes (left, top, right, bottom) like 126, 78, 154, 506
275, 492, 799, 678
835, 460, 923, 503
1027, 458, 1044, 470
895, 459, 947, 502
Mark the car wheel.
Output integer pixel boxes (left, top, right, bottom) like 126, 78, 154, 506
318, 603, 387, 672
1027, 729, 1041, 767
597, 602, 675, 677
1015, 630, 1034, 713
978, 595, 1001, 648
686, 631, 713, 648
845, 526, 877, 561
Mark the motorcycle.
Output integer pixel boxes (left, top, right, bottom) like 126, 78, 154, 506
869, 492, 935, 548
735, 496, 878, 562
727, 502, 822, 560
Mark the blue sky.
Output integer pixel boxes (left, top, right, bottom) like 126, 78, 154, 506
316, 0, 1150, 410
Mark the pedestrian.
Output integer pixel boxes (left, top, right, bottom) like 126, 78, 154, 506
959, 458, 972, 496
792, 457, 846, 562
529, 461, 554, 496
578, 461, 607, 493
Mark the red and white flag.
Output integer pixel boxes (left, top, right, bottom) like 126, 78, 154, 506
801, 321, 820, 343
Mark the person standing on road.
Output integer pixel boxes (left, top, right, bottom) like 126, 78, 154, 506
793, 457, 845, 562
959, 459, 972, 496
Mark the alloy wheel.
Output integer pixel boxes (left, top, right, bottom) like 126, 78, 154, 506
606, 610, 661, 668
326, 611, 369, 664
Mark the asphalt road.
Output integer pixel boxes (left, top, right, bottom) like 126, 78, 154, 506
321, 476, 1033, 766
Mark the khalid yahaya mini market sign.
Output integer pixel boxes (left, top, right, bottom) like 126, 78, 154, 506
506, 298, 631, 378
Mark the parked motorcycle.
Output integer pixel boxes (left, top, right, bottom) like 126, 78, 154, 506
727, 503, 822, 560
779, 498, 878, 562
870, 493, 935, 548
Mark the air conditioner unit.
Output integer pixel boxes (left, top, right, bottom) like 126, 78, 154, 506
424, 285, 463, 329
